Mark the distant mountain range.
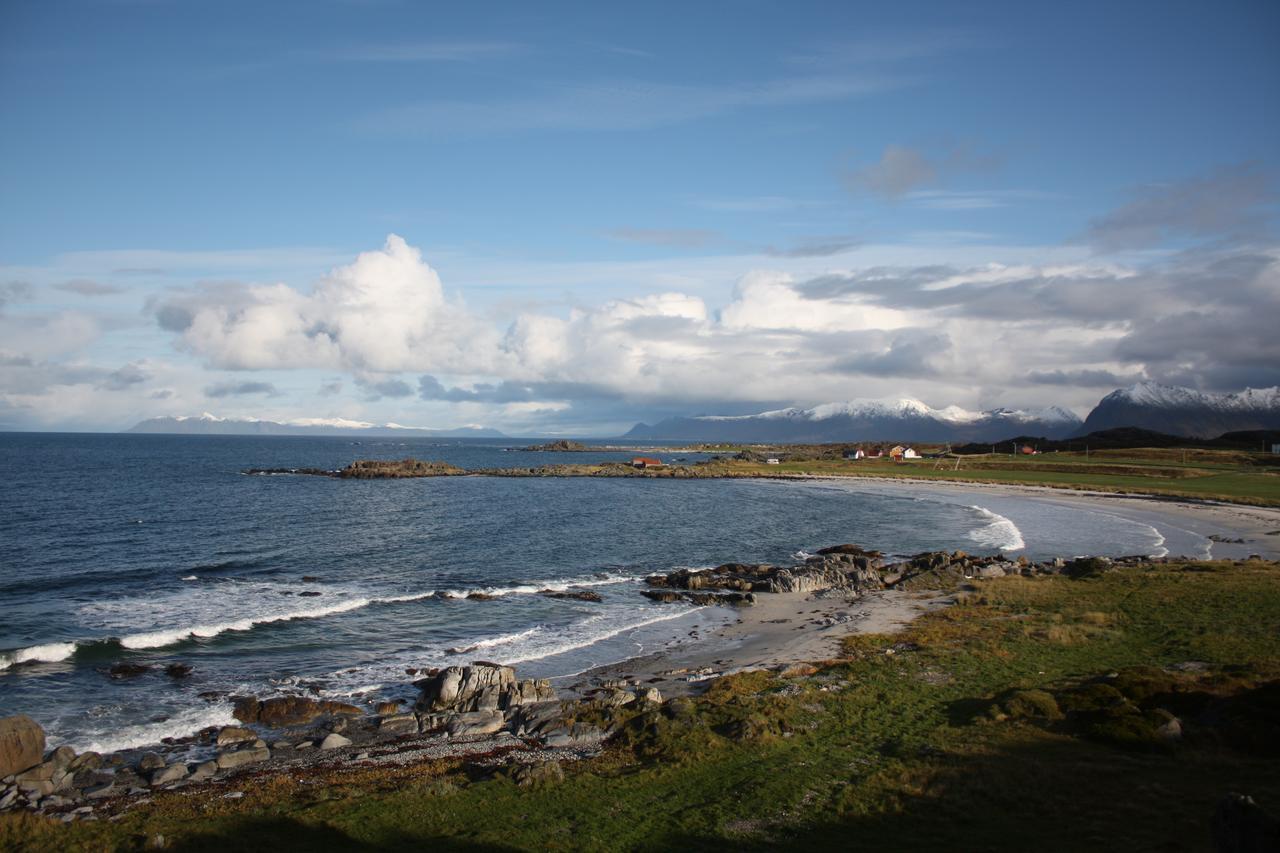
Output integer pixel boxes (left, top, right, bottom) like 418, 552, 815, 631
624, 399, 1083, 443
624, 383, 1280, 442
126, 413, 506, 438
1079, 383, 1280, 438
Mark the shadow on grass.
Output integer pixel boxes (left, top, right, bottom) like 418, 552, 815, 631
160, 732, 1280, 853
170, 818, 516, 852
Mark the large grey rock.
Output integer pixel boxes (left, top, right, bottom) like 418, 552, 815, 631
47, 746, 76, 769
0, 715, 46, 778
511, 702, 568, 737
416, 663, 555, 714
319, 733, 351, 750
82, 781, 117, 800
215, 746, 269, 770
444, 711, 505, 737
216, 726, 257, 747
149, 764, 188, 785
138, 752, 165, 771
188, 760, 218, 782
377, 714, 418, 736
542, 724, 606, 749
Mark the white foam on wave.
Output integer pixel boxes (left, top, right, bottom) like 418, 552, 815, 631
117, 596, 375, 649
0, 641, 79, 671
312, 604, 703, 697
498, 608, 699, 666
75, 703, 237, 755
439, 572, 637, 599
69, 572, 645, 653
965, 505, 1026, 551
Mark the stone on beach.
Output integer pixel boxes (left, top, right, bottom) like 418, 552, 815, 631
149, 763, 188, 785
319, 733, 352, 750
377, 714, 419, 736
444, 711, 505, 737
216, 726, 258, 747
415, 663, 555, 714
0, 715, 47, 778
215, 746, 270, 770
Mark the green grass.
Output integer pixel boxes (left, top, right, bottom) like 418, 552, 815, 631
9, 559, 1280, 851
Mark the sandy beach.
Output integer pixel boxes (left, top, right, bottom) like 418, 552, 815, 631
575, 479, 1280, 697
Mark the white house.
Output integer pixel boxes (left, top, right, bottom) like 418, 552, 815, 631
902, 447, 920, 459
765, 458, 780, 465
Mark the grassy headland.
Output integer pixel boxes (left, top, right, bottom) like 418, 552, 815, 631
8, 557, 1279, 851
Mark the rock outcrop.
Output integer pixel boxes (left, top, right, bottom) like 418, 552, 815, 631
414, 664, 556, 714
642, 547, 886, 603
233, 695, 364, 727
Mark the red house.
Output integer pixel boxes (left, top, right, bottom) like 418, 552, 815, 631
632, 457, 664, 469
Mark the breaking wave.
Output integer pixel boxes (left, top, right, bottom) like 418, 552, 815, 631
965, 506, 1026, 551
0, 641, 79, 671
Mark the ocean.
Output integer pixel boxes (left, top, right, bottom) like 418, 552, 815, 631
0, 433, 1196, 754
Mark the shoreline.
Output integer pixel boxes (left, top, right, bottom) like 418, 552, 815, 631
4, 483, 1279, 824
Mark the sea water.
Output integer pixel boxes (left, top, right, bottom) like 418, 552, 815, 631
0, 433, 1201, 752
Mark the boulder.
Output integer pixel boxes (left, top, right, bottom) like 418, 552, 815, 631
631, 687, 662, 706
47, 745, 76, 769
319, 733, 351, 750
416, 664, 549, 713
15, 763, 55, 796
641, 590, 683, 603
188, 760, 218, 782
82, 781, 117, 800
149, 764, 188, 785
542, 724, 606, 749
444, 711, 505, 737
233, 695, 363, 726
510, 760, 564, 787
215, 746, 269, 770
107, 663, 150, 679
138, 753, 165, 771
377, 715, 418, 736
539, 589, 604, 603
511, 702, 569, 737
0, 715, 46, 777
216, 726, 258, 747
164, 663, 193, 679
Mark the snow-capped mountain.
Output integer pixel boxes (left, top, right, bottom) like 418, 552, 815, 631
624, 398, 1083, 443
1078, 382, 1280, 438
125, 413, 506, 438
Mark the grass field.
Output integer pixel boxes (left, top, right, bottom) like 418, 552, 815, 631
9, 558, 1279, 851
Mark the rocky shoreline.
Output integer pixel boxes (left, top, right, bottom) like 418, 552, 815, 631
0, 544, 1227, 824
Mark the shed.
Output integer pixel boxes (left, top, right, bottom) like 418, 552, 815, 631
632, 457, 664, 469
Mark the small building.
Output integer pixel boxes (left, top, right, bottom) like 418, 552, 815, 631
867, 447, 884, 459
902, 447, 920, 459
765, 458, 780, 465
1272, 444, 1280, 455
632, 457, 664, 469
1020, 445, 1037, 455
843, 448, 865, 460
889, 445, 905, 461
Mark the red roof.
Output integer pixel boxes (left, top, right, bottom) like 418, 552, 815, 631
632, 457, 663, 466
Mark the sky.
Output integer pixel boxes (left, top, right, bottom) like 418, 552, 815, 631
1, 0, 1277, 435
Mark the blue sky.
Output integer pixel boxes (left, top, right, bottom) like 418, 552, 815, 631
1, 0, 1277, 433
